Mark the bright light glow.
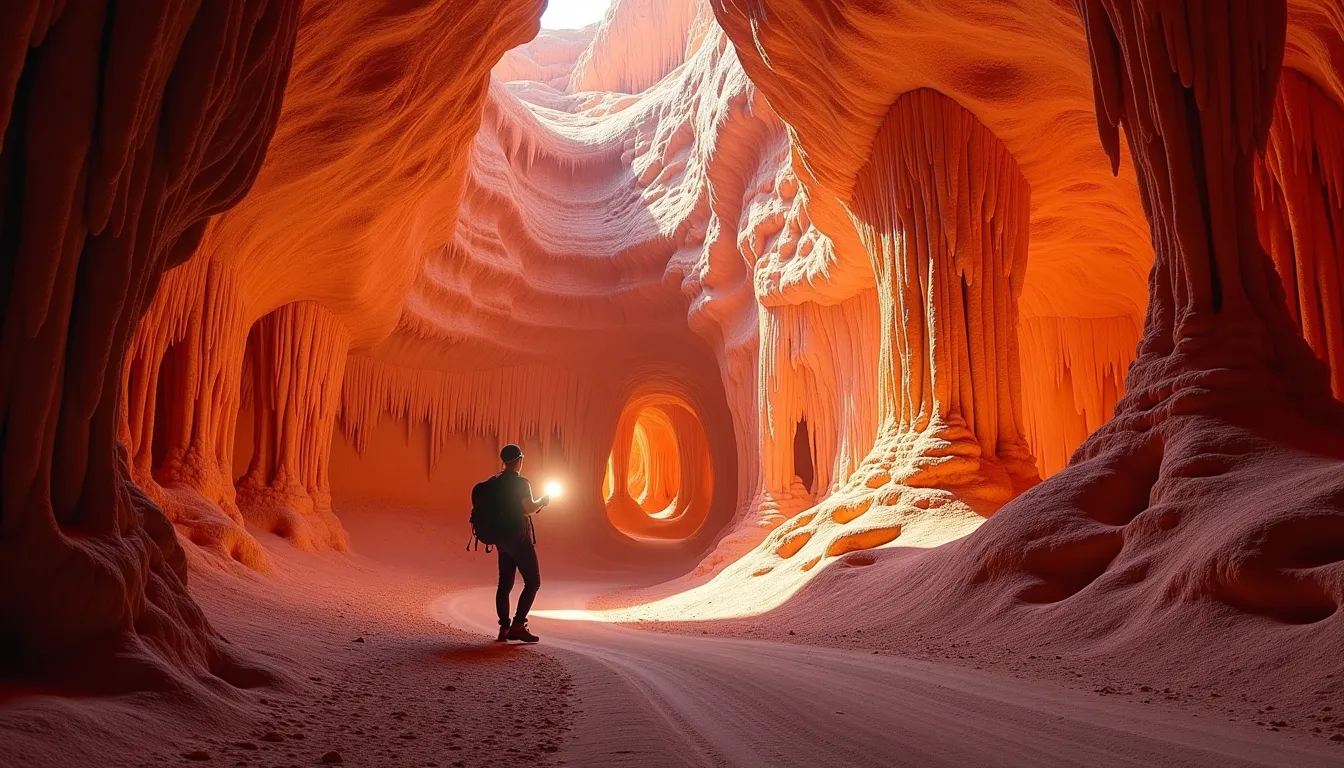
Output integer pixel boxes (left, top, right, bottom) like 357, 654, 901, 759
540, 0, 612, 30
544, 481, 564, 499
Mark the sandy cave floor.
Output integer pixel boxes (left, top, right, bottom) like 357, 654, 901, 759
3, 500, 1343, 767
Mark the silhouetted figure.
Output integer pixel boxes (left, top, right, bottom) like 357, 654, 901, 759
489, 443, 549, 642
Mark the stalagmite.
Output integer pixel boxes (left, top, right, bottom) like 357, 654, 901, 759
851, 89, 1040, 505
236, 302, 352, 552
0, 0, 300, 688
1255, 67, 1344, 399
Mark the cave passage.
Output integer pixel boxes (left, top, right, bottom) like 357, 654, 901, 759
4, 0, 1344, 766
604, 395, 715, 541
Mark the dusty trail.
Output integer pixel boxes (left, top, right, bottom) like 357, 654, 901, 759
434, 585, 1338, 768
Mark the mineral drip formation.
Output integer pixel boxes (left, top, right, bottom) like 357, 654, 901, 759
1255, 67, 1344, 399
236, 302, 352, 553
851, 89, 1041, 509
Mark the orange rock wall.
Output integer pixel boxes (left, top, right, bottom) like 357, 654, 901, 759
116, 0, 544, 560
7, 0, 1344, 696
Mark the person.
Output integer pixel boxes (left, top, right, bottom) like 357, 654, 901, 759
493, 443, 549, 643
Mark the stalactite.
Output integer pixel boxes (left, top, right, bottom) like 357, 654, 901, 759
118, 255, 262, 567
340, 356, 592, 471
850, 88, 1040, 509
1018, 315, 1138, 476
758, 290, 882, 515
0, 0, 300, 688
236, 302, 352, 552
1254, 67, 1344, 399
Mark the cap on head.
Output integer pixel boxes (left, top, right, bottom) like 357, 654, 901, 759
500, 444, 524, 463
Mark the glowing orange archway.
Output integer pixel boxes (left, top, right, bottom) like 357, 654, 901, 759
603, 393, 713, 541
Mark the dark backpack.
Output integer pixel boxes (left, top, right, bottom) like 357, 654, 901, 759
468, 474, 519, 550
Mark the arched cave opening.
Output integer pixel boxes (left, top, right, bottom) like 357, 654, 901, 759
604, 396, 714, 542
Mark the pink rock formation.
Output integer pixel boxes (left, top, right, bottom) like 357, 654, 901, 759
851, 88, 1040, 507
599, 2, 1344, 715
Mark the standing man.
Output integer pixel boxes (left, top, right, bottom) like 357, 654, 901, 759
494, 443, 549, 642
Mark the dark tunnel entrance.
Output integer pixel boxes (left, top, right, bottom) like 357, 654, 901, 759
792, 417, 815, 495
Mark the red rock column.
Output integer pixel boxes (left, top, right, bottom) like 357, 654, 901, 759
236, 302, 352, 552
961, 0, 1344, 612
119, 256, 263, 567
1073, 0, 1335, 422
0, 1, 299, 688
850, 89, 1040, 508
1254, 67, 1344, 399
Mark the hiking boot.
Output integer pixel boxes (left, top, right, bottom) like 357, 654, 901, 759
507, 619, 539, 643
496, 624, 510, 642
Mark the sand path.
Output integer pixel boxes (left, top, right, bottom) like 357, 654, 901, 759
433, 584, 1339, 768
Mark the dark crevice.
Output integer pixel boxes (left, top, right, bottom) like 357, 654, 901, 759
792, 417, 815, 494
1182, 83, 1222, 313
151, 344, 182, 474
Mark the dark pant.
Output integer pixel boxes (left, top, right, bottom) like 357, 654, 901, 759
496, 532, 541, 626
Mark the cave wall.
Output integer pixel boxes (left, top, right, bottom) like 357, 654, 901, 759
114, 0, 545, 561
0, 0, 301, 688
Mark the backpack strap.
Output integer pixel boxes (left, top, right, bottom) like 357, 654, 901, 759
465, 533, 494, 554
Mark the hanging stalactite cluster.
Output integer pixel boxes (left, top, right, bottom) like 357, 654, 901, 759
1255, 67, 1344, 400
1017, 315, 1138, 476
758, 292, 882, 515
339, 356, 592, 470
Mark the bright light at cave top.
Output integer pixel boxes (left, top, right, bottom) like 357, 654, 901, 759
541, 0, 613, 29
544, 481, 564, 499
